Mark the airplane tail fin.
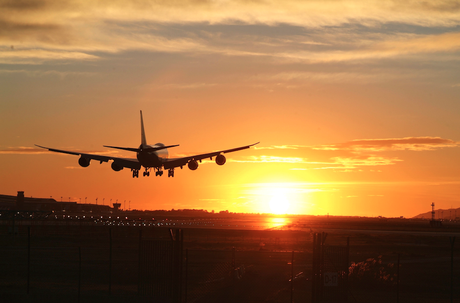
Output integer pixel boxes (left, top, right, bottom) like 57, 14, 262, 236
140, 110, 147, 146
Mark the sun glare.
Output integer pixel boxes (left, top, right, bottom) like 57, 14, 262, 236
243, 182, 317, 214
269, 190, 290, 214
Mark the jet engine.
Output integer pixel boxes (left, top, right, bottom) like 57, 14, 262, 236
111, 162, 123, 171
215, 154, 226, 166
78, 156, 90, 167
188, 159, 199, 170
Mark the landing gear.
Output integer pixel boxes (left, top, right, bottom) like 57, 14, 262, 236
168, 169, 175, 178
143, 168, 151, 177
132, 169, 139, 178
155, 167, 164, 176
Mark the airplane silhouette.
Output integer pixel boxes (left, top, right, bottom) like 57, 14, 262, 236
36, 111, 259, 178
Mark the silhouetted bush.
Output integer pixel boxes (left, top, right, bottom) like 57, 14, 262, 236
349, 255, 397, 286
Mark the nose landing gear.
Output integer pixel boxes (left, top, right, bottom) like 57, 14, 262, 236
168, 169, 175, 177
132, 169, 139, 178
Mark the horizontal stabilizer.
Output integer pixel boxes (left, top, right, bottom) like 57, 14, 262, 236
103, 145, 140, 152
103, 144, 180, 153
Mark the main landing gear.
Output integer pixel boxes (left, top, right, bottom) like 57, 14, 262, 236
132, 167, 175, 178
143, 168, 151, 177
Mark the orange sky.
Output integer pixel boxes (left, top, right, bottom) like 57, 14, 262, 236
1, 0, 460, 218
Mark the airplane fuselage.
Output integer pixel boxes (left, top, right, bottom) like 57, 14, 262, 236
136, 143, 168, 168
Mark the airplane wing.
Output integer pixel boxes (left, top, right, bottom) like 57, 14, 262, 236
163, 142, 259, 169
35, 145, 141, 170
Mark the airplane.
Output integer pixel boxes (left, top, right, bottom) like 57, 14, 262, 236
36, 111, 259, 178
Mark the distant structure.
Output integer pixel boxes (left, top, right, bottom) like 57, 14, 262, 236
0, 191, 113, 214
430, 202, 442, 227
17, 191, 25, 209
113, 202, 121, 212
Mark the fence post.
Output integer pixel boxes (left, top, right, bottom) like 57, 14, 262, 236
179, 229, 184, 303
290, 250, 294, 303
396, 253, 400, 303
232, 247, 236, 283
27, 226, 30, 295
185, 248, 188, 303
78, 246, 81, 303
109, 228, 112, 296
138, 228, 142, 296
450, 236, 455, 303
346, 237, 349, 302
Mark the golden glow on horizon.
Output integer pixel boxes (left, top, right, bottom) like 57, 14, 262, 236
269, 217, 288, 228
243, 182, 314, 215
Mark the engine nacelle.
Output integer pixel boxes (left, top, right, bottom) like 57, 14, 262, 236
111, 162, 123, 172
215, 154, 226, 166
78, 156, 90, 167
188, 159, 199, 171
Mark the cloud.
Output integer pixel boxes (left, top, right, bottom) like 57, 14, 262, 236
1, 0, 460, 64
228, 136, 457, 172
2, 0, 459, 28
231, 153, 401, 171
253, 145, 307, 150
232, 155, 308, 164
0, 147, 49, 154
313, 137, 460, 152
0, 68, 95, 78
330, 156, 402, 168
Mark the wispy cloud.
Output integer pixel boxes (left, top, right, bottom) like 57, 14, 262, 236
253, 145, 307, 150
1, 0, 459, 65
313, 137, 459, 152
0, 68, 95, 78
330, 156, 402, 168
232, 156, 308, 164
241, 136, 458, 172
0, 147, 49, 154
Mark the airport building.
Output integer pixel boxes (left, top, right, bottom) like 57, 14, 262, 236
0, 191, 112, 213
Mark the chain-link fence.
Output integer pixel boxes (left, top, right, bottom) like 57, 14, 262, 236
2, 223, 460, 303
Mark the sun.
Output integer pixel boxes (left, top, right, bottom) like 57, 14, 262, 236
269, 191, 290, 215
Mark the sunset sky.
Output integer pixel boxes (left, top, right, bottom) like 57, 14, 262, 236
1, 0, 460, 217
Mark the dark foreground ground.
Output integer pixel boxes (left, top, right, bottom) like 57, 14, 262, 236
1, 215, 460, 303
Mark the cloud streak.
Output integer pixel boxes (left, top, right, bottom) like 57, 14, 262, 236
243, 136, 458, 171
313, 137, 460, 152
1, 0, 460, 65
